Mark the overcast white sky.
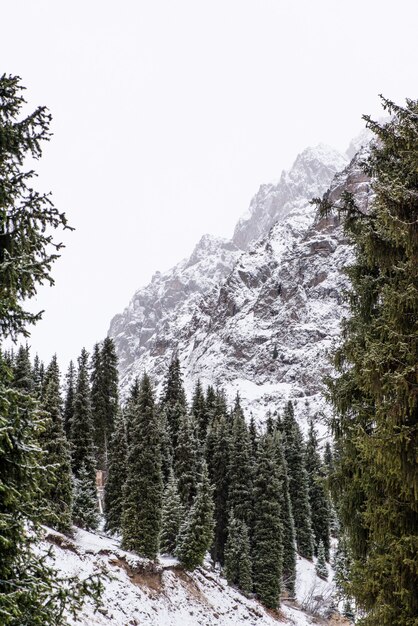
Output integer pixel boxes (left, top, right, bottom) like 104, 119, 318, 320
1, 0, 417, 368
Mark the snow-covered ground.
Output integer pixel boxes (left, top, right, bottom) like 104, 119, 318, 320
42, 526, 343, 626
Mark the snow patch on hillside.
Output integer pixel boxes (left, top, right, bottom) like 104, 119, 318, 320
43, 527, 339, 626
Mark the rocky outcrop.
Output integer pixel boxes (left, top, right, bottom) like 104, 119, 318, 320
109, 145, 371, 425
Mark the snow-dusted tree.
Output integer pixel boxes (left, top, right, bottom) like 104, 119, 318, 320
315, 540, 328, 580
282, 401, 314, 559
176, 462, 214, 570
306, 420, 330, 560
104, 410, 127, 533
252, 434, 283, 609
122, 373, 163, 559
205, 414, 230, 565
72, 462, 99, 530
224, 512, 252, 596
160, 471, 184, 555
160, 355, 187, 450
70, 349, 98, 530
191, 379, 208, 445
63, 360, 76, 439
13, 344, 34, 393
175, 410, 199, 508
90, 338, 119, 470
227, 403, 252, 526
39, 355, 73, 534
272, 430, 296, 597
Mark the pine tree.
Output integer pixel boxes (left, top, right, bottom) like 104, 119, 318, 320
91, 338, 119, 470
176, 462, 214, 570
160, 471, 184, 555
174, 410, 199, 508
104, 410, 127, 533
282, 401, 314, 559
315, 540, 328, 580
249, 415, 258, 459
305, 420, 330, 560
13, 344, 34, 393
122, 373, 163, 559
227, 404, 252, 525
252, 434, 283, 609
72, 463, 99, 530
205, 414, 230, 565
191, 379, 208, 445
316, 98, 418, 625
38, 355, 73, 534
160, 355, 187, 450
32, 354, 44, 398
272, 430, 296, 597
70, 349, 98, 530
224, 513, 252, 596
0, 74, 100, 623
63, 360, 76, 439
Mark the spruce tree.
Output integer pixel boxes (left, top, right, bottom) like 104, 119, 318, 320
63, 360, 76, 438
174, 410, 199, 508
39, 355, 73, 534
305, 420, 330, 560
70, 349, 98, 530
72, 463, 99, 530
224, 512, 252, 596
227, 404, 252, 525
122, 373, 163, 559
316, 98, 418, 625
191, 379, 208, 444
176, 462, 214, 570
160, 355, 187, 450
91, 338, 119, 470
252, 434, 283, 609
160, 471, 184, 555
205, 414, 230, 565
282, 401, 314, 559
272, 430, 296, 597
12, 344, 34, 393
0, 74, 100, 624
104, 410, 127, 534
315, 540, 328, 580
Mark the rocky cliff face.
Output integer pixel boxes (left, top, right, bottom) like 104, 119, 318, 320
109, 144, 372, 424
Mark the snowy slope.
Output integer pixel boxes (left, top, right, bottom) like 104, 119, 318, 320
43, 527, 342, 626
109, 143, 371, 425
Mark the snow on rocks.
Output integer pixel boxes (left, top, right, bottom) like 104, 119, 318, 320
109, 144, 372, 429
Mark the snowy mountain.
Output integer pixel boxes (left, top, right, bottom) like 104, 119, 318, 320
43, 526, 341, 626
109, 143, 371, 423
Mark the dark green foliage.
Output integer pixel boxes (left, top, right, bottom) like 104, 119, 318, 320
12, 345, 34, 393
252, 434, 283, 609
316, 98, 418, 625
272, 431, 296, 597
63, 360, 76, 439
122, 374, 163, 559
70, 348, 96, 479
90, 338, 119, 470
305, 420, 330, 560
159, 406, 173, 483
72, 462, 99, 530
224, 513, 252, 596
282, 401, 314, 559
160, 471, 184, 555
124, 377, 139, 447
32, 354, 44, 398
39, 356, 73, 534
315, 540, 328, 580
104, 410, 127, 534
272, 344, 278, 360
205, 414, 230, 565
176, 462, 214, 570
191, 379, 208, 444
0, 75, 70, 340
249, 415, 258, 459
227, 404, 252, 525
161, 356, 187, 450
175, 410, 199, 508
